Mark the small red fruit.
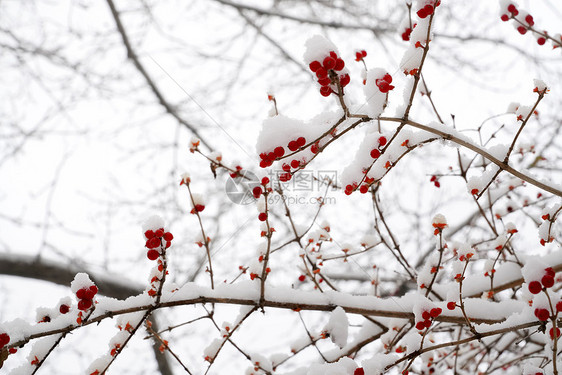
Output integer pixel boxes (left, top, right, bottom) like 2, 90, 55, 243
430, 307, 442, 318
550, 327, 561, 339
507, 4, 518, 15
370, 149, 381, 159
147, 237, 161, 249
258, 213, 268, 221
290, 160, 300, 169
334, 58, 345, 71
415, 321, 426, 330
309, 60, 321, 72
556, 301, 562, 312
354, 368, 365, 375
340, 74, 350, 87
154, 228, 164, 238
194, 204, 205, 213
0, 333, 10, 347
253, 186, 263, 198
525, 14, 534, 26
76, 288, 86, 299
447, 301, 456, 310
163, 232, 173, 241
323, 56, 336, 70
316, 68, 328, 79
320, 86, 332, 97
378, 136, 387, 146
261, 177, 269, 185
78, 299, 93, 311
297, 137, 306, 147
298, 275, 306, 282
537, 37, 546, 45
147, 249, 160, 260
59, 304, 70, 314
422, 311, 431, 320
144, 230, 155, 239
528, 280, 542, 294
359, 185, 369, 194
500, 14, 509, 21
517, 26, 527, 35
417, 8, 427, 18
274, 146, 285, 158
542, 275, 555, 288
534, 308, 550, 321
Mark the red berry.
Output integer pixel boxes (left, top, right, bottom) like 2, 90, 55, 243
370, 149, 381, 159
282, 163, 291, 172
434, 181, 441, 188
144, 230, 155, 239
417, 8, 427, 18
258, 213, 268, 221
259, 160, 268, 168
274, 146, 285, 158
9, 348, 17, 354
359, 185, 369, 194
76, 288, 87, 299
542, 275, 555, 288
90, 285, 98, 295
528, 280, 542, 294
424, 4, 434, 15
550, 327, 561, 339
298, 275, 306, 282
194, 204, 205, 213
320, 86, 332, 97
354, 368, 365, 375
424, 319, 432, 328
297, 137, 306, 147
309, 60, 322, 72
290, 160, 300, 169
525, 14, 534, 26
78, 299, 92, 311
422, 311, 431, 320
547, 267, 556, 277
84, 288, 95, 300
165, 241, 171, 248
261, 177, 269, 185
147, 249, 160, 260
377, 81, 390, 93
318, 77, 332, 86
340, 74, 350, 87
447, 301, 456, 310
382, 74, 392, 84
253, 186, 263, 198
316, 68, 328, 79
154, 228, 164, 237
288, 140, 299, 151
59, 304, 70, 314
0, 333, 10, 347
507, 4, 518, 15
334, 58, 345, 71
535, 308, 550, 321
311, 143, 319, 154
279, 173, 292, 182
402, 28, 412, 41
537, 37, 546, 45
556, 301, 562, 312
163, 232, 173, 241
500, 14, 509, 21
430, 307, 442, 318
323, 56, 336, 70
517, 26, 527, 35
147, 237, 161, 249
379, 136, 387, 146
415, 321, 426, 330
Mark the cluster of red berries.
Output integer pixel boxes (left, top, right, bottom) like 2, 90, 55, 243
375, 74, 394, 93
355, 50, 367, 62
259, 137, 307, 170
252, 177, 270, 199
429, 175, 440, 188
76, 285, 98, 311
417, 1, 440, 19
533, 304, 561, 322
528, 267, 555, 294
415, 307, 442, 330
229, 165, 243, 178
145, 228, 173, 260
342, 136, 388, 194
308, 51, 350, 97
0, 332, 10, 349
401, 25, 414, 41
500, 5, 547, 45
